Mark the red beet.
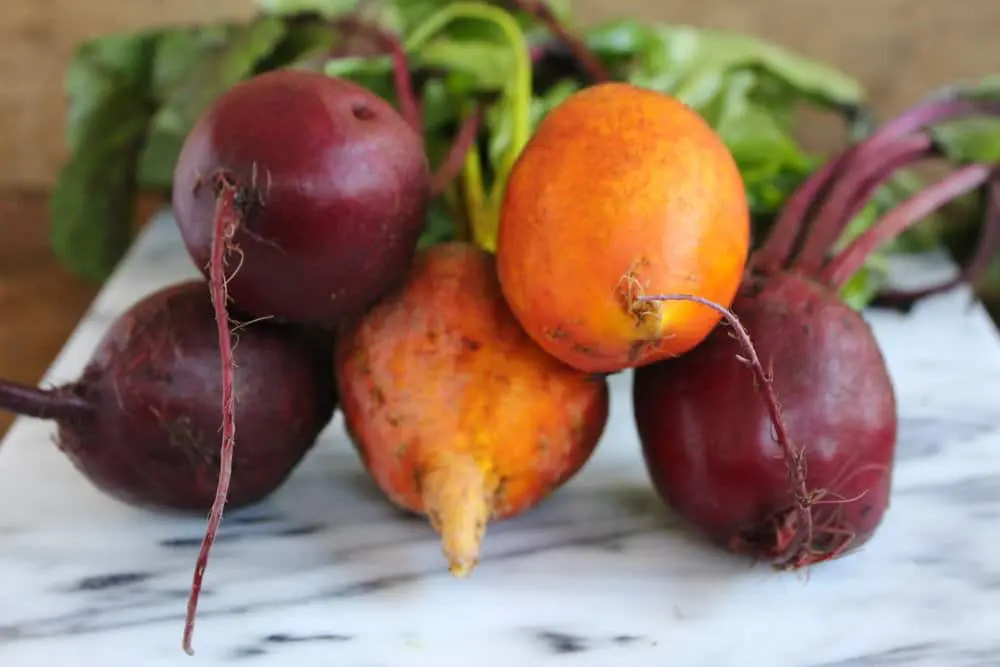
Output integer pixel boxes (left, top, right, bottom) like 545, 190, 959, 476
632, 98, 1000, 569
171, 68, 432, 327
170, 58, 435, 653
0, 280, 334, 510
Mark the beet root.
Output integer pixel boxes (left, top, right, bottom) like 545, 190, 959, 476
0, 280, 335, 511
171, 68, 431, 327
632, 96, 1000, 569
634, 272, 897, 567
335, 242, 609, 576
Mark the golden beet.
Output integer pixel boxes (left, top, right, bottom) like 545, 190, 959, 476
335, 242, 609, 576
496, 82, 751, 373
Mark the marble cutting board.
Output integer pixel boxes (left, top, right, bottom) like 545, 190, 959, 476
1, 211, 999, 667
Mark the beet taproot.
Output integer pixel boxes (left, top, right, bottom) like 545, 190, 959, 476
0, 279, 335, 510
496, 81, 750, 374
632, 97, 1000, 569
169, 59, 435, 653
335, 242, 609, 576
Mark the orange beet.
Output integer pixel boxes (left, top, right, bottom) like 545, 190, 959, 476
335, 242, 609, 575
496, 82, 751, 373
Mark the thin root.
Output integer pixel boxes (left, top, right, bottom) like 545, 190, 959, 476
182, 170, 247, 656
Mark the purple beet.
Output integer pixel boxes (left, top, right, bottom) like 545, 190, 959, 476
632, 97, 1000, 570
0, 279, 335, 511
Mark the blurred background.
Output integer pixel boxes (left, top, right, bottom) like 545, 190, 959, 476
1, 0, 998, 435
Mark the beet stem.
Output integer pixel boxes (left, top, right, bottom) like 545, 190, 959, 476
506, 0, 610, 83
794, 133, 936, 271
753, 97, 1000, 274
0, 380, 93, 422
182, 174, 243, 656
876, 178, 1000, 305
431, 105, 483, 197
333, 18, 423, 131
823, 163, 995, 290
634, 293, 812, 549
751, 151, 855, 273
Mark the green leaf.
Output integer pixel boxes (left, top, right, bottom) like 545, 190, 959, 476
51, 18, 292, 280
582, 19, 864, 229
138, 18, 289, 191
62, 31, 161, 149
417, 197, 460, 248
255, 19, 340, 72
255, 0, 359, 17
932, 117, 1000, 164
152, 18, 288, 137
50, 32, 161, 281
926, 74, 1000, 165
418, 39, 514, 91
50, 86, 157, 281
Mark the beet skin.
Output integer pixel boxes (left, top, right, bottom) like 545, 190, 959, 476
0, 280, 336, 512
171, 69, 431, 327
633, 272, 898, 566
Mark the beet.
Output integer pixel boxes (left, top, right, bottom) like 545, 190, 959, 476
171, 68, 432, 327
0, 280, 334, 509
632, 98, 1000, 569
169, 57, 437, 652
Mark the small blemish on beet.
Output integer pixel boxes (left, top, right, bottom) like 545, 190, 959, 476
351, 103, 376, 121
544, 326, 567, 340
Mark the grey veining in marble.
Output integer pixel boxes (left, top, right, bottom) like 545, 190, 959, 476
1, 211, 999, 666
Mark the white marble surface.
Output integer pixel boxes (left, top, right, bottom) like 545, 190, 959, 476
2, 211, 1000, 667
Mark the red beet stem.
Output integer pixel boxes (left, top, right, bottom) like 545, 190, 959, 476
183, 173, 243, 656
837, 135, 936, 230
823, 163, 995, 290
431, 105, 483, 197
634, 292, 812, 551
507, 0, 610, 83
876, 178, 1000, 305
794, 133, 936, 271
333, 18, 422, 131
753, 98, 1000, 274
0, 380, 93, 422
752, 152, 853, 273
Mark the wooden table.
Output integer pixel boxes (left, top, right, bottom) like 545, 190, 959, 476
0, 192, 167, 437
0, 193, 100, 435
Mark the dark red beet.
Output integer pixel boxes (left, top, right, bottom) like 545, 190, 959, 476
170, 61, 435, 654
632, 97, 1000, 569
171, 68, 431, 327
634, 273, 897, 566
0, 280, 335, 511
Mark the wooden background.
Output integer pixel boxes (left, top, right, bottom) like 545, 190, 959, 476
1, 0, 998, 434
4, 0, 999, 192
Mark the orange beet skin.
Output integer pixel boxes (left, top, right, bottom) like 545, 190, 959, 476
497, 82, 751, 374
335, 242, 609, 575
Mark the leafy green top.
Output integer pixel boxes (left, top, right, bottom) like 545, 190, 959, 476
49, 0, 997, 308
